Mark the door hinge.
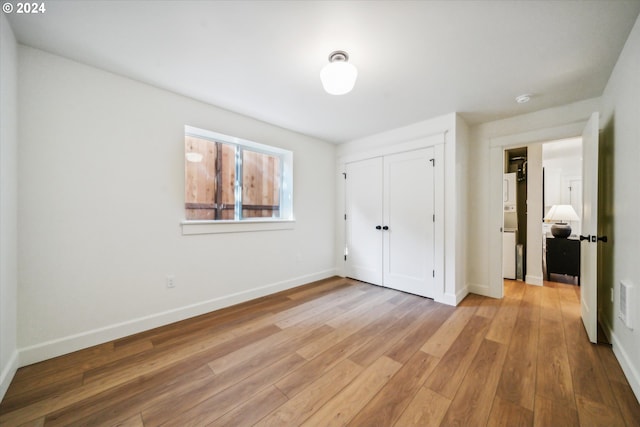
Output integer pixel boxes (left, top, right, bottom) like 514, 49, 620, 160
429, 158, 435, 166
344, 255, 347, 261
342, 172, 347, 179
433, 270, 435, 278
344, 214, 347, 220
433, 214, 435, 222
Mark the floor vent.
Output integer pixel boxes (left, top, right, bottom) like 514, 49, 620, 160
619, 280, 633, 330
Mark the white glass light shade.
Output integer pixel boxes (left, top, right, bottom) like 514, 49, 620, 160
320, 60, 357, 95
544, 204, 580, 222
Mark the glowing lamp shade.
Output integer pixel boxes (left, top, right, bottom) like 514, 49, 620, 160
320, 51, 357, 95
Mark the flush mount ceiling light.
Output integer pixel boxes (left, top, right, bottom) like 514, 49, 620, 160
515, 94, 531, 104
320, 50, 358, 95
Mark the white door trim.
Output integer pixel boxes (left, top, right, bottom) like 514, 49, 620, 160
488, 120, 590, 299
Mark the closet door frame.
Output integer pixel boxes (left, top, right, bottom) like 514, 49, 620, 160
339, 134, 445, 302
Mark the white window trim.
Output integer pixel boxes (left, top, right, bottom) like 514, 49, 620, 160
183, 125, 294, 232
181, 219, 296, 235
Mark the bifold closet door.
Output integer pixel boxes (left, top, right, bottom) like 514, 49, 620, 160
345, 157, 383, 286
345, 148, 435, 298
383, 148, 435, 298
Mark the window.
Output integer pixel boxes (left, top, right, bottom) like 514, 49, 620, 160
184, 126, 293, 223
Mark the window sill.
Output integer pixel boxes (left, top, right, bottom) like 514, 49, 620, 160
181, 219, 296, 235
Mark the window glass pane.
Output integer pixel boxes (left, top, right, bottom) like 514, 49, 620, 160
184, 125, 292, 223
184, 136, 216, 220
242, 149, 281, 218
184, 137, 236, 220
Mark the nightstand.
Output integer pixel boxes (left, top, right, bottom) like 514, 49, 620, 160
546, 237, 580, 284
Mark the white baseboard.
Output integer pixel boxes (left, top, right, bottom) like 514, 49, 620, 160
0, 350, 19, 402
601, 316, 640, 403
611, 334, 640, 401
525, 274, 543, 286
467, 282, 490, 297
612, 335, 640, 403
599, 313, 613, 343
437, 286, 468, 307
18, 269, 337, 366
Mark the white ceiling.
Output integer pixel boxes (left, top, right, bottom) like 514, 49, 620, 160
7, 0, 640, 143
543, 137, 582, 160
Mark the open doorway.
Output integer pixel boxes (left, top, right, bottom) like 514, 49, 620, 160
500, 138, 583, 288
491, 112, 602, 344
500, 143, 543, 287
503, 148, 528, 281
542, 138, 582, 285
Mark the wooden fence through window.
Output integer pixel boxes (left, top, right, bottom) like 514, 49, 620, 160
185, 136, 280, 220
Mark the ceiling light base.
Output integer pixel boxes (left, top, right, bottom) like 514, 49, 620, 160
328, 51, 349, 62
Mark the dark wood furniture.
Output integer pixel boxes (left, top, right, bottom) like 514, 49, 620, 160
546, 237, 580, 284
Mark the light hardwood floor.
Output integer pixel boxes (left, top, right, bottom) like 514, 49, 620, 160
1, 277, 639, 426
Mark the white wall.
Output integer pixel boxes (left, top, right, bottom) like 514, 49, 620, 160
335, 113, 469, 306
455, 116, 470, 300
0, 14, 19, 401
17, 46, 336, 364
600, 14, 640, 400
525, 144, 543, 285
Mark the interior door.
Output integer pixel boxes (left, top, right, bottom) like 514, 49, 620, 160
580, 112, 599, 343
345, 157, 383, 286
383, 148, 435, 298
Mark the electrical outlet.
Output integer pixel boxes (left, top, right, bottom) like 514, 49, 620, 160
166, 275, 175, 288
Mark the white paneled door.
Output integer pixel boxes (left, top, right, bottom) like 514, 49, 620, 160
580, 112, 599, 343
346, 148, 435, 298
345, 157, 384, 286
383, 149, 435, 297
